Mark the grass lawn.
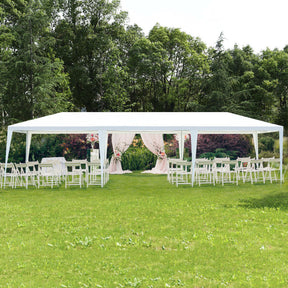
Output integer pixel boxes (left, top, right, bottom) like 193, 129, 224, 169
0, 173, 288, 287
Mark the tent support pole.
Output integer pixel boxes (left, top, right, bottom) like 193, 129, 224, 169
26, 132, 32, 163
279, 128, 283, 183
99, 130, 108, 188
253, 132, 259, 160
4, 128, 13, 187
190, 130, 198, 187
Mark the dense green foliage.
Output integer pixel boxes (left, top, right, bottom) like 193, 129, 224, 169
0, 174, 288, 287
1, 0, 288, 134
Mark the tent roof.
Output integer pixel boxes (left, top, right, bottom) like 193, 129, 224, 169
8, 112, 283, 134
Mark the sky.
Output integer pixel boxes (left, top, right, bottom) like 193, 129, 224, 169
120, 0, 288, 53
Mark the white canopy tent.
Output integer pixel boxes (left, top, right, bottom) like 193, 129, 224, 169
5, 112, 284, 187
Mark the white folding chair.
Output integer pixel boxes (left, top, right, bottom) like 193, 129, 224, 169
220, 160, 238, 185
72, 159, 88, 174
26, 161, 39, 188
212, 157, 230, 184
65, 162, 82, 188
174, 161, 191, 187
3, 163, 18, 188
167, 159, 188, 184
38, 163, 59, 188
262, 157, 281, 183
86, 162, 102, 187
195, 159, 215, 186
250, 159, 266, 184
14, 163, 30, 188
235, 157, 254, 183
72, 159, 88, 184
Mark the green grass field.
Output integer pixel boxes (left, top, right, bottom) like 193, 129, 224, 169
0, 173, 288, 287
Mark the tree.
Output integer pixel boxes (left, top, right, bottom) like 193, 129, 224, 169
260, 48, 288, 128
226, 44, 273, 120
127, 24, 208, 112
1, 0, 72, 126
127, 36, 171, 111
54, 0, 130, 112
201, 33, 234, 112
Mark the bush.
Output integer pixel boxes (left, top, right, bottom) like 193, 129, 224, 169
259, 136, 275, 152
121, 146, 157, 171
199, 148, 240, 160
169, 134, 252, 159
1, 134, 91, 163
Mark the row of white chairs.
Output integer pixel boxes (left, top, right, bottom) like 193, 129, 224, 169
168, 157, 283, 187
0, 159, 109, 189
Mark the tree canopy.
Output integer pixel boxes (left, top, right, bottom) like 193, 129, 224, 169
1, 0, 287, 134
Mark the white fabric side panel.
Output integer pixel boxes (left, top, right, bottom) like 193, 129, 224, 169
109, 133, 135, 174
190, 130, 198, 187
25, 132, 32, 163
279, 128, 283, 182
99, 130, 108, 187
253, 132, 259, 160
141, 133, 168, 174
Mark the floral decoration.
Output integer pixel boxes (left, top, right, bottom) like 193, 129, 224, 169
114, 150, 122, 161
86, 133, 99, 149
157, 151, 166, 160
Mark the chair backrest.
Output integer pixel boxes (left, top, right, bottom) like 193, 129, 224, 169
72, 159, 87, 163
39, 163, 54, 175
87, 162, 101, 173
222, 159, 238, 166
72, 159, 88, 172
168, 158, 187, 166
212, 157, 230, 169
27, 161, 39, 166
5, 163, 17, 173
65, 161, 82, 172
196, 159, 213, 170
250, 159, 264, 169
15, 163, 27, 174
213, 157, 230, 162
237, 157, 253, 169
27, 161, 39, 172
263, 157, 281, 169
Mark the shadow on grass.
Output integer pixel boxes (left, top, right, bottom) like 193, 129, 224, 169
239, 191, 288, 210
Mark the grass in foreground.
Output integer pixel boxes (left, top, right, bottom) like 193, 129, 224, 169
0, 173, 288, 287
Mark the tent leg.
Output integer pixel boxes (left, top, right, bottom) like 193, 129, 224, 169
178, 131, 184, 160
99, 130, 108, 188
26, 132, 32, 163
4, 128, 13, 187
190, 130, 198, 187
279, 128, 283, 183
253, 132, 259, 160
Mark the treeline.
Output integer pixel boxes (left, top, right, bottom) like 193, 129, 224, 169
1, 0, 288, 134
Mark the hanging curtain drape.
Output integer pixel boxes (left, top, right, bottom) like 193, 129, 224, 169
141, 133, 168, 174
109, 133, 135, 174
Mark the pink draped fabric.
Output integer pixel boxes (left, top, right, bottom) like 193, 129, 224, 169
141, 133, 168, 174
109, 133, 135, 174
